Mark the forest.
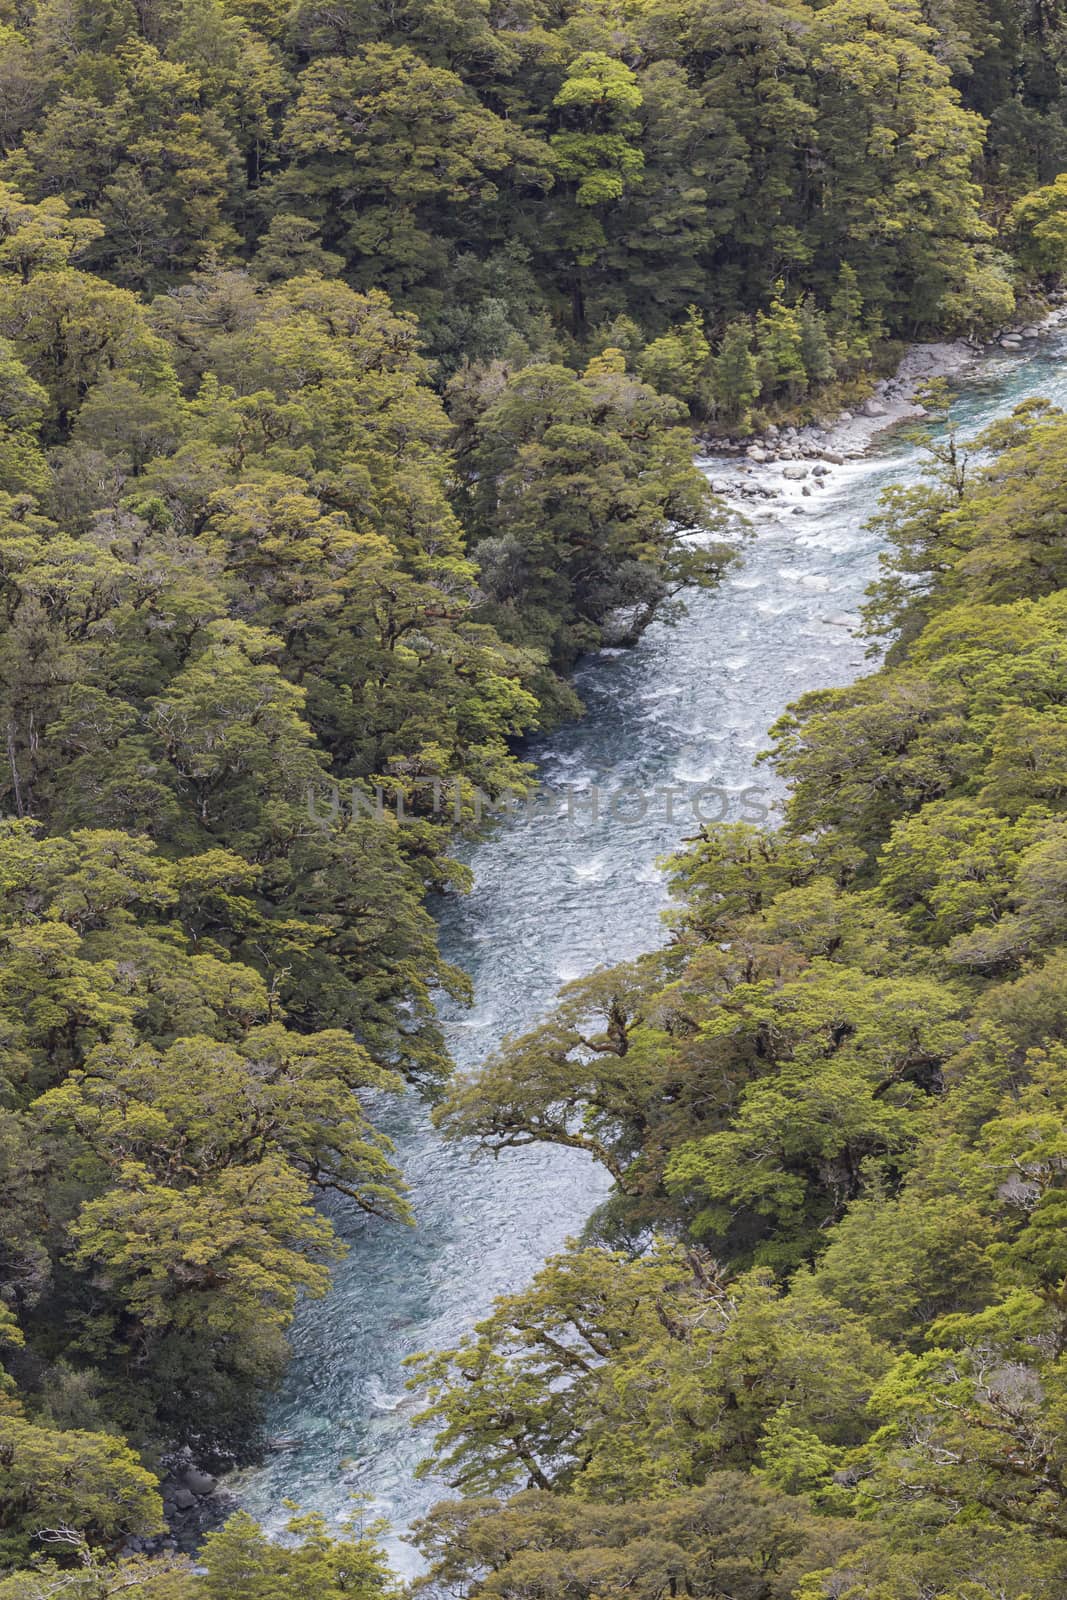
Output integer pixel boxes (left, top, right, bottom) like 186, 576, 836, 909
0, 0, 1065, 1594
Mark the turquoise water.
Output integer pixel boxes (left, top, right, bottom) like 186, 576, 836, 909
234, 332, 1067, 1571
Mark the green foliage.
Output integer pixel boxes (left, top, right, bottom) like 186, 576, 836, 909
828, 262, 871, 372
449, 351, 730, 665
1010, 171, 1067, 275
551, 53, 644, 208
420, 371, 1067, 1600
797, 298, 835, 387
756, 296, 807, 401
0, 1507, 398, 1600
196, 1508, 398, 1600
665, 965, 964, 1261
0, 0, 1065, 1584
712, 319, 760, 428
412, 1478, 862, 1600
409, 1247, 888, 1499
0, 1413, 163, 1566
270, 45, 550, 300
0, 0, 1040, 370
0, 41, 749, 1543
635, 308, 711, 413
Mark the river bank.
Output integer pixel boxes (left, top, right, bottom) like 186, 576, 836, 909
699, 310, 1067, 547
704, 303, 1067, 493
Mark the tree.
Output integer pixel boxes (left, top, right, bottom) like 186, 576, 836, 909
0, 265, 173, 437
0, 1414, 163, 1567
755, 296, 807, 402
0, 185, 103, 282
2, 0, 1067, 1585
797, 297, 835, 387
269, 46, 550, 300
809, 1176, 994, 1344
196, 1509, 398, 1600
146, 619, 324, 844
0, 1507, 398, 1599
67, 1156, 339, 1452
449, 353, 729, 665
547, 52, 644, 329
855, 1290, 1067, 1547
652, 0, 816, 312
412, 1478, 861, 1600
805, 0, 995, 329
712, 319, 760, 429
7, 43, 240, 288
636, 307, 712, 412
665, 965, 963, 1262
874, 800, 1047, 946
1010, 170, 1067, 275
590, 58, 726, 329
37, 1026, 410, 1220
251, 214, 344, 283
410, 1244, 888, 1499
0, 337, 47, 494
828, 261, 870, 371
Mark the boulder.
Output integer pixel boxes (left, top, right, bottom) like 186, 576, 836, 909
811, 463, 830, 477
1020, 326, 1041, 339
822, 450, 845, 465
173, 1488, 196, 1512
837, 410, 853, 423
1000, 336, 1022, 349
746, 445, 768, 463
183, 1469, 217, 1496
860, 397, 888, 417
781, 463, 809, 480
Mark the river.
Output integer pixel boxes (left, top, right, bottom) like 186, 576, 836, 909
233, 329, 1067, 1572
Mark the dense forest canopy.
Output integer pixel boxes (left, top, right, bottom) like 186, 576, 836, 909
0, 0, 1065, 1594
416, 397, 1067, 1600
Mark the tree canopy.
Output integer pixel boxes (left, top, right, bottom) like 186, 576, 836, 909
1, 0, 1067, 1589
418, 404, 1067, 1600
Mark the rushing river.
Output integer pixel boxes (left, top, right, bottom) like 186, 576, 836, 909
234, 330, 1067, 1571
